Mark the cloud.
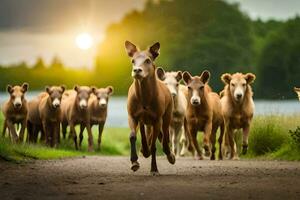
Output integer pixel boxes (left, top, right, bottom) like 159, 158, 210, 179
0, 0, 144, 33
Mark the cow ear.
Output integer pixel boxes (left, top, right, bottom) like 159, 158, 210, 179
156, 67, 165, 81
200, 70, 210, 84
175, 71, 182, 82
245, 73, 256, 84
125, 41, 138, 57
60, 85, 66, 93
107, 86, 114, 95
183, 71, 192, 85
74, 85, 80, 92
7, 85, 13, 94
45, 86, 51, 94
91, 86, 97, 94
22, 83, 29, 93
221, 73, 232, 85
149, 42, 160, 60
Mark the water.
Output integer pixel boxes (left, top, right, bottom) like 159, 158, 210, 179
1, 92, 300, 127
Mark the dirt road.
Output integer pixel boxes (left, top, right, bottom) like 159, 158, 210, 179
1, 156, 300, 200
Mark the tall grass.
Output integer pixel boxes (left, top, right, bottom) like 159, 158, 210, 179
245, 115, 300, 160
1, 113, 300, 162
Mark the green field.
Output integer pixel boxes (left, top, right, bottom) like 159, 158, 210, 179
1, 113, 300, 162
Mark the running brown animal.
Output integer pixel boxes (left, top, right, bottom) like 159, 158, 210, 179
125, 41, 175, 175
183, 71, 224, 160
1, 83, 29, 143
61, 86, 93, 151
78, 86, 113, 150
220, 72, 256, 160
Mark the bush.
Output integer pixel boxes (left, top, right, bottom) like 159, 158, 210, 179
249, 117, 289, 156
289, 126, 300, 149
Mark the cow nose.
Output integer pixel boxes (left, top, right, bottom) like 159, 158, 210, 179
133, 68, 142, 73
192, 99, 200, 105
15, 103, 21, 108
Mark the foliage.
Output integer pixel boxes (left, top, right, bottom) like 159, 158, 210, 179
289, 126, 300, 149
248, 116, 289, 156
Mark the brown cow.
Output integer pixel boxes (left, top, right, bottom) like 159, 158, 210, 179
27, 92, 47, 143
78, 86, 113, 150
27, 86, 65, 147
61, 86, 93, 151
1, 83, 29, 143
41, 86, 65, 146
125, 41, 175, 175
220, 72, 256, 160
183, 71, 224, 160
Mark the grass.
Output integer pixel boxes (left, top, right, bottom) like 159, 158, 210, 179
1, 112, 300, 162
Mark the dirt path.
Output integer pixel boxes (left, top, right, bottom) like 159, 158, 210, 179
1, 156, 300, 200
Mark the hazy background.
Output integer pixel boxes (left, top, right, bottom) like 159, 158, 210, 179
0, 0, 300, 99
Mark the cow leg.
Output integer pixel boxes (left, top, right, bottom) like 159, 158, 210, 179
150, 121, 160, 175
79, 124, 85, 149
70, 123, 78, 150
189, 125, 202, 160
179, 126, 187, 156
140, 122, 150, 158
2, 119, 7, 137
6, 120, 18, 143
128, 116, 139, 172
86, 123, 94, 152
98, 122, 104, 150
210, 125, 218, 160
218, 121, 225, 160
18, 120, 26, 143
162, 120, 175, 165
242, 123, 250, 155
203, 121, 212, 157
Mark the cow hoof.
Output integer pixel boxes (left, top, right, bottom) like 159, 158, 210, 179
88, 147, 94, 152
151, 171, 160, 176
167, 153, 176, 164
242, 146, 248, 155
232, 156, 240, 160
195, 155, 203, 160
131, 161, 140, 172
141, 149, 150, 158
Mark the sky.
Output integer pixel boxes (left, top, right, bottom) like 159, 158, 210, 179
0, 0, 299, 68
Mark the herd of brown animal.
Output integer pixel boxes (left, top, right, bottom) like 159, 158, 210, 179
2, 84, 113, 152
2, 41, 299, 175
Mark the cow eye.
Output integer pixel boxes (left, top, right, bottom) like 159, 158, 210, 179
131, 59, 135, 64
188, 86, 192, 90
176, 83, 179, 87
145, 59, 151, 64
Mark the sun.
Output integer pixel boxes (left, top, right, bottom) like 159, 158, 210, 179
75, 33, 93, 50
